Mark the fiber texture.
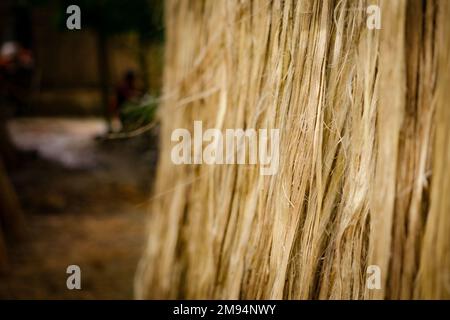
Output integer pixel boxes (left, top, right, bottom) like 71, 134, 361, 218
136, 0, 450, 299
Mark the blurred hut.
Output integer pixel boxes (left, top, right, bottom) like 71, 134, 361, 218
0, 0, 164, 117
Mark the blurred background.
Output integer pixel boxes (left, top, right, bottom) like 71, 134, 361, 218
0, 0, 164, 299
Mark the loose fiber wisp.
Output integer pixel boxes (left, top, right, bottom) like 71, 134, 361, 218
135, 0, 450, 299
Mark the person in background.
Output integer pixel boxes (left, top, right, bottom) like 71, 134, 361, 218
109, 70, 140, 132
0, 41, 34, 166
0, 41, 34, 116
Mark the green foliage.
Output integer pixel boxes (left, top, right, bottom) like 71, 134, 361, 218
120, 94, 158, 131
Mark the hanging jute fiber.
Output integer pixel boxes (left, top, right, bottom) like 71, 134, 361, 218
135, 0, 450, 299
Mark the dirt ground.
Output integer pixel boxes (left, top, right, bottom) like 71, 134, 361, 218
0, 118, 158, 299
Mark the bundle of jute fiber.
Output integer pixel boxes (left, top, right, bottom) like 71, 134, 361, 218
135, 0, 450, 299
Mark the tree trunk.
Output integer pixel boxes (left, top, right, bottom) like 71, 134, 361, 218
138, 38, 150, 92
0, 104, 17, 168
0, 226, 8, 273
0, 159, 26, 241
97, 32, 111, 131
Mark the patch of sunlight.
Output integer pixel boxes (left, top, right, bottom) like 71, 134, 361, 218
7, 118, 108, 169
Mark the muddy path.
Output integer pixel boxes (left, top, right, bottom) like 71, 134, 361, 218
0, 118, 157, 299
